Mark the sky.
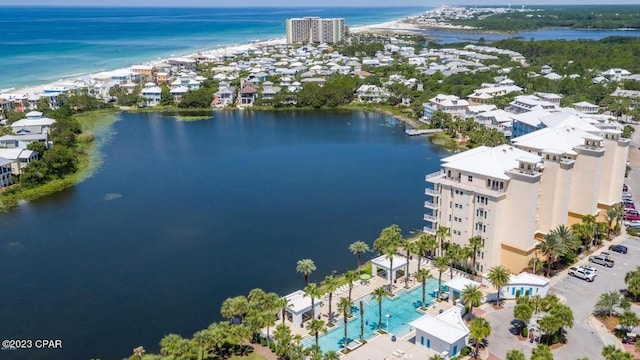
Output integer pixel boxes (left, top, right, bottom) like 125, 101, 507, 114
0, 0, 638, 6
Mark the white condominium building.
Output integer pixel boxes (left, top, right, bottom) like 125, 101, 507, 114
425, 145, 543, 274
286, 17, 346, 44
425, 120, 629, 274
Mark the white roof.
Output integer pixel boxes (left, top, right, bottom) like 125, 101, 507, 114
510, 110, 552, 127
541, 113, 601, 133
509, 272, 549, 287
0, 148, 35, 161
441, 145, 540, 180
409, 307, 469, 344
284, 290, 323, 315
0, 157, 12, 167
512, 126, 602, 155
444, 277, 481, 292
478, 109, 512, 124
573, 101, 598, 107
10, 117, 56, 128
371, 254, 407, 271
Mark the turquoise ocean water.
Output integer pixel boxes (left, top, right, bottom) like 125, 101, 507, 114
0, 6, 426, 90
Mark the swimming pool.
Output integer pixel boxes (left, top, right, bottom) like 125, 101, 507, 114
302, 279, 439, 352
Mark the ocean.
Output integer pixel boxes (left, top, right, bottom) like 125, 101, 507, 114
0, 6, 426, 90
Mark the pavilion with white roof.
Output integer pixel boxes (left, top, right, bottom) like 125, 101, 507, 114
281, 290, 323, 329
410, 307, 469, 358
371, 254, 407, 285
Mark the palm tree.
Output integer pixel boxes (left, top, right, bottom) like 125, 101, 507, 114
607, 204, 623, 238
538, 314, 561, 345
434, 256, 449, 299
384, 244, 397, 289
582, 214, 598, 246
459, 245, 474, 273
323, 351, 341, 360
505, 349, 526, 360
488, 265, 510, 306
413, 234, 436, 272
468, 235, 483, 275
513, 303, 534, 335
307, 319, 326, 347
359, 300, 365, 341
436, 226, 450, 257
297, 258, 317, 285
415, 268, 432, 310
401, 238, 411, 288
549, 224, 576, 248
276, 297, 292, 326
337, 297, 353, 351
446, 242, 462, 278
535, 233, 568, 277
303, 282, 322, 320
530, 344, 554, 360
374, 224, 402, 254
322, 275, 340, 324
469, 317, 491, 359
132, 346, 145, 360
372, 286, 388, 332
349, 241, 370, 274
345, 270, 359, 302
461, 284, 483, 315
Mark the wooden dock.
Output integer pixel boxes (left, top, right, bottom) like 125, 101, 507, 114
405, 129, 442, 136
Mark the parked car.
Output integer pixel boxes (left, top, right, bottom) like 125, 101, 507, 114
625, 209, 640, 216
624, 204, 635, 211
624, 184, 629, 192
624, 214, 640, 221
589, 254, 615, 268
609, 244, 628, 254
569, 266, 596, 282
623, 192, 633, 199
624, 220, 640, 227
579, 265, 598, 274
623, 335, 637, 344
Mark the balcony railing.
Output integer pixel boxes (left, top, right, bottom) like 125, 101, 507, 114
423, 214, 438, 222
424, 188, 439, 196
423, 226, 437, 235
425, 170, 445, 182
424, 200, 438, 209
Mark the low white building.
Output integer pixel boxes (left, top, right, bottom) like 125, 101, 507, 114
0, 157, 13, 187
410, 307, 469, 358
280, 290, 323, 329
371, 254, 407, 284
503, 272, 549, 299
10, 111, 56, 135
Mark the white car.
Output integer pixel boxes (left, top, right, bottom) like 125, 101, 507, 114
579, 265, 598, 274
569, 266, 596, 282
624, 220, 640, 227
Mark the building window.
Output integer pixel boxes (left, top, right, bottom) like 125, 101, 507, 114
468, 175, 473, 182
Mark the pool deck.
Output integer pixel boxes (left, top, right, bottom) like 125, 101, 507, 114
279, 254, 491, 355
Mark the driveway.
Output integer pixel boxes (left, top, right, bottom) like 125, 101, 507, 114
484, 236, 640, 360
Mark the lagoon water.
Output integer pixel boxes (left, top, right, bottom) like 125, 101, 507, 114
0, 110, 447, 359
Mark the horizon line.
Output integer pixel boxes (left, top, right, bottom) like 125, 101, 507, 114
0, 3, 638, 7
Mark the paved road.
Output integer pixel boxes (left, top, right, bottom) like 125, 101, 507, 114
484, 236, 640, 360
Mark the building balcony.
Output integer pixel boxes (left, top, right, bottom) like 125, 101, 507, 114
424, 200, 438, 209
425, 170, 445, 182
423, 214, 438, 222
424, 188, 439, 197
423, 226, 436, 235
429, 175, 507, 198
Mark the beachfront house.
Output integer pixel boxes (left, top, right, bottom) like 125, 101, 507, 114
213, 84, 236, 107
238, 84, 258, 106
0, 134, 50, 149
573, 101, 599, 114
170, 86, 189, 103
10, 111, 56, 135
0, 148, 38, 176
0, 157, 12, 187
356, 85, 390, 103
422, 94, 469, 120
410, 307, 469, 358
141, 83, 162, 107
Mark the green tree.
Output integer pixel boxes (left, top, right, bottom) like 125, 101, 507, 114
513, 302, 534, 335
462, 284, 483, 315
359, 300, 365, 341
372, 286, 388, 332
307, 319, 326, 348
535, 233, 568, 277
506, 349, 526, 360
373, 224, 403, 254
322, 275, 340, 324
436, 226, 450, 257
384, 244, 397, 289
618, 310, 639, 332
337, 297, 353, 351
468, 235, 484, 275
488, 265, 510, 306
277, 297, 291, 326
602, 344, 634, 360
594, 291, 621, 318
434, 256, 449, 299
530, 344, 554, 360
41, 145, 78, 178
26, 141, 49, 157
538, 314, 561, 345
625, 267, 640, 301
345, 270, 359, 303
415, 268, 432, 310
297, 258, 317, 285
469, 317, 491, 359
303, 283, 323, 321
220, 295, 249, 323
178, 87, 213, 108
349, 240, 370, 274
413, 234, 437, 272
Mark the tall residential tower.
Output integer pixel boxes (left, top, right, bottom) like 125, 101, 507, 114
286, 17, 346, 44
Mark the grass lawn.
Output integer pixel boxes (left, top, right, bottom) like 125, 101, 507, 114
228, 353, 267, 360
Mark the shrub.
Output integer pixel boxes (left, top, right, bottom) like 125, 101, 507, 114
260, 338, 267, 346
522, 327, 529, 338
460, 347, 471, 356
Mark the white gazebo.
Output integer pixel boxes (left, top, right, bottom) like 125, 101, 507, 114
371, 254, 407, 284
280, 290, 323, 329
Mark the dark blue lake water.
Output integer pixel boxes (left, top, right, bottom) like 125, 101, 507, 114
0, 110, 447, 360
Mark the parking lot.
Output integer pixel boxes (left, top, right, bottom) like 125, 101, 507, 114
485, 235, 640, 360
